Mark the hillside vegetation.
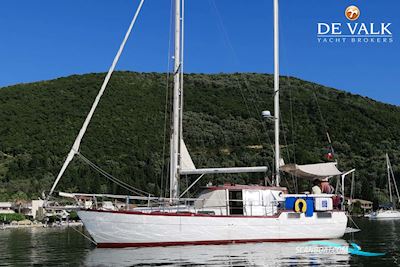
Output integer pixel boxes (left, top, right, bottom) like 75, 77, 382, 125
0, 72, 399, 204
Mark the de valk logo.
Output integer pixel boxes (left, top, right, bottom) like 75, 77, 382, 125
345, 6, 360, 21
317, 5, 393, 44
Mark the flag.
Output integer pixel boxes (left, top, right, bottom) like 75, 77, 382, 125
325, 152, 334, 160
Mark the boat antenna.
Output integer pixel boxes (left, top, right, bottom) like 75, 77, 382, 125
273, 0, 281, 187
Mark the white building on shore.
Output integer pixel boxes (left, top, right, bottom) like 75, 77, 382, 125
0, 202, 15, 214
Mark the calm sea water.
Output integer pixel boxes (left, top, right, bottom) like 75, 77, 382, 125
0, 218, 399, 266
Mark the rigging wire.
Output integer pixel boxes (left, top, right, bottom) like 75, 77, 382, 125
279, 106, 295, 192
277, 9, 301, 192
77, 152, 151, 197
275, 77, 298, 192
239, 75, 275, 154
288, 78, 298, 193
388, 157, 400, 202
160, 0, 175, 198
277, 11, 298, 192
208, 0, 272, 179
47, 0, 146, 199
237, 75, 275, 183
312, 90, 336, 157
209, 1, 300, 190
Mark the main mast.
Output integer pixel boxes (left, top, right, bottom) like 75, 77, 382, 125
170, 0, 182, 201
273, 0, 281, 186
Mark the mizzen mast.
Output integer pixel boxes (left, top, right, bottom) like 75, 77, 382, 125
273, 0, 281, 186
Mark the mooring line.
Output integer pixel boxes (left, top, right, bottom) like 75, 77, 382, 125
70, 226, 97, 246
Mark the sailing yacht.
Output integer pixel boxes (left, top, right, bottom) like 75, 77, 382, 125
370, 154, 400, 219
47, 0, 349, 247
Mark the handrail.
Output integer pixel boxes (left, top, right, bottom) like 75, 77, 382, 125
58, 192, 203, 202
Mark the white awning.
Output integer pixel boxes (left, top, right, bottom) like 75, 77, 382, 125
281, 162, 342, 180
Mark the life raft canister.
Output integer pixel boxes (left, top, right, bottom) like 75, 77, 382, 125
294, 198, 307, 213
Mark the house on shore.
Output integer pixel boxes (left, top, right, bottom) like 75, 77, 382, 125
0, 202, 15, 214
347, 198, 373, 213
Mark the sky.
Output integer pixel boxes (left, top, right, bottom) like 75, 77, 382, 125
0, 0, 399, 105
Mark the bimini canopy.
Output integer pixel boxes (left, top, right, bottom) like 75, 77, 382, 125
281, 162, 342, 180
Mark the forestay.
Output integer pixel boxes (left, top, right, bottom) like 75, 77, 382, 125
47, 0, 146, 199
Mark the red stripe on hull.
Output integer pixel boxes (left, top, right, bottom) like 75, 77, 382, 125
83, 209, 283, 218
97, 238, 328, 248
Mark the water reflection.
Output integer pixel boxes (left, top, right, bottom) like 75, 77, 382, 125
85, 240, 351, 267
349, 219, 400, 267
0, 227, 91, 266
0, 219, 398, 266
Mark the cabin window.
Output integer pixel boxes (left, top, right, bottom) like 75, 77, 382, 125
229, 190, 244, 215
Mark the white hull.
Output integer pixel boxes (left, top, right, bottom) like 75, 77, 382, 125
370, 210, 400, 219
78, 210, 348, 247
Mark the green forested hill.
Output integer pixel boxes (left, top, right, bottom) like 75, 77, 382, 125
0, 72, 399, 203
